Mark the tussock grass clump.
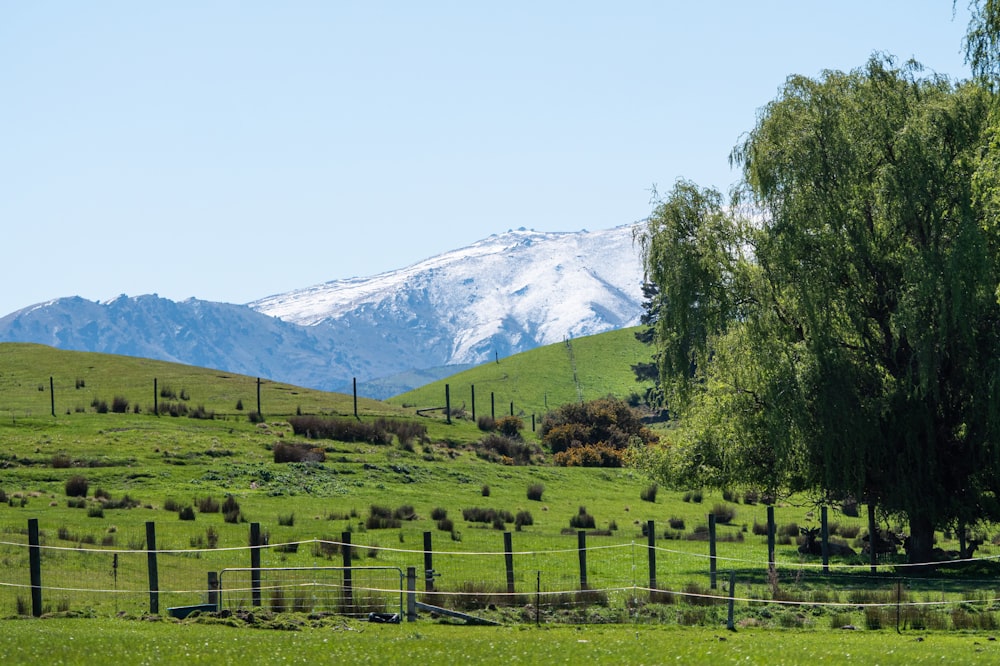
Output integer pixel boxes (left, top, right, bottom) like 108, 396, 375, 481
273, 441, 325, 463
430, 507, 448, 521
669, 516, 685, 530
51, 454, 73, 469
287, 415, 393, 445
569, 506, 596, 529
365, 505, 416, 529
515, 510, 534, 530
527, 483, 544, 501
65, 475, 89, 498
462, 507, 514, 525
198, 496, 220, 513
710, 503, 736, 524
475, 433, 540, 465
682, 489, 704, 503
481, 485, 490, 497
178, 506, 196, 521
477, 416, 495, 431
111, 396, 130, 413
436, 517, 454, 532
222, 495, 243, 523
640, 484, 658, 503
278, 513, 295, 527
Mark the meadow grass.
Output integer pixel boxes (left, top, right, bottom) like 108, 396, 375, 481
0, 619, 998, 665
1, 343, 998, 632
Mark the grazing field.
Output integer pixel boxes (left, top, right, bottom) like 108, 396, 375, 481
1, 342, 999, 640
1, 619, 999, 665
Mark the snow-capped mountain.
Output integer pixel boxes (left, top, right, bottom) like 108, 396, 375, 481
251, 225, 645, 366
0, 225, 646, 397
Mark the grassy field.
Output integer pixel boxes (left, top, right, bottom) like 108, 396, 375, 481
1, 342, 999, 638
1, 619, 998, 665
390, 327, 654, 418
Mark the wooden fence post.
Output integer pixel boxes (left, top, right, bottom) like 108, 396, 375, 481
207, 571, 220, 610
767, 505, 776, 577
821, 505, 830, 573
28, 518, 42, 617
445, 384, 451, 424
868, 502, 878, 573
423, 531, 434, 592
406, 567, 416, 622
153, 378, 158, 416
145, 521, 159, 615
647, 520, 657, 591
353, 378, 358, 419
256, 377, 262, 419
471, 385, 476, 422
342, 531, 353, 610
504, 531, 515, 595
578, 530, 588, 590
491, 392, 495, 419
709, 513, 717, 589
726, 570, 736, 631
50, 377, 55, 417
250, 523, 262, 607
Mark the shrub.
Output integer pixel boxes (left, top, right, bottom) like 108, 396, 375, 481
669, 516, 685, 530
477, 416, 495, 431
178, 506, 196, 520
570, 506, 596, 530
94, 487, 111, 500
198, 496, 220, 513
640, 484, 658, 503
67, 497, 86, 509
710, 503, 737, 524
481, 485, 491, 497
540, 396, 659, 456
287, 415, 393, 445
111, 396, 129, 413
87, 506, 104, 518
515, 510, 534, 529
273, 441, 326, 463
495, 415, 523, 438
430, 507, 448, 521
235, 399, 244, 411
475, 434, 540, 465
437, 517, 454, 532
65, 475, 89, 498
51, 454, 73, 469
682, 489, 704, 503
374, 418, 428, 447
278, 513, 295, 527
222, 495, 243, 523
743, 489, 759, 505
91, 398, 108, 414
527, 484, 544, 501
553, 442, 625, 467
188, 404, 215, 420
248, 410, 264, 424
462, 507, 514, 524
366, 505, 402, 529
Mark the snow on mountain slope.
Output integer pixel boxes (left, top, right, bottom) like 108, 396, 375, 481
250, 225, 645, 366
0, 225, 648, 398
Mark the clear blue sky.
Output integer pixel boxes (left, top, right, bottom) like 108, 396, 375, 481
0, 1, 974, 317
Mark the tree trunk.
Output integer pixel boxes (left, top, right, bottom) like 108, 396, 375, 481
906, 514, 935, 564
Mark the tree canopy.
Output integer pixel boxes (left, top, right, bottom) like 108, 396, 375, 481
635, 54, 1000, 562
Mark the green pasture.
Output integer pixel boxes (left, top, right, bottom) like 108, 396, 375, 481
1, 343, 999, 633
390, 327, 654, 418
1, 619, 999, 665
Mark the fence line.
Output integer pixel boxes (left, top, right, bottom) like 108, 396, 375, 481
3, 516, 999, 624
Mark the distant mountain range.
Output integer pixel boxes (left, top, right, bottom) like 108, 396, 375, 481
0, 225, 646, 398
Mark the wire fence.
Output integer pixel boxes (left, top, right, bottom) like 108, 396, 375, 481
2, 518, 1000, 629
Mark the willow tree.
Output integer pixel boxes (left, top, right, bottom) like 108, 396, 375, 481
636, 56, 1000, 562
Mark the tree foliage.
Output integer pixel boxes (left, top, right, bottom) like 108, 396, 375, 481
636, 55, 1000, 561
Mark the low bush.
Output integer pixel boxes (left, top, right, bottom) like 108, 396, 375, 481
65, 475, 88, 498
640, 484, 658, 503
430, 507, 448, 521
553, 442, 624, 467
51, 454, 73, 469
476, 416, 495, 432
669, 516, 685, 530
198, 496, 220, 513
111, 396, 129, 413
475, 433, 540, 465
711, 503, 737, 524
481, 485, 490, 497
436, 517, 454, 532
273, 442, 326, 463
287, 415, 392, 445
569, 506, 596, 529
515, 510, 534, 530
527, 483, 544, 501
278, 513, 295, 527
462, 507, 514, 524
178, 506, 196, 521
